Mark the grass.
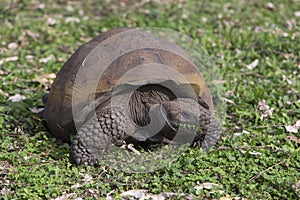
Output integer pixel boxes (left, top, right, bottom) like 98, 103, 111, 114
0, 0, 299, 199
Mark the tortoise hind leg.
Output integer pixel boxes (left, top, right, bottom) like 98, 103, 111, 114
71, 108, 128, 166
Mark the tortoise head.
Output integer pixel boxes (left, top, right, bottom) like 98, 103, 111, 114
148, 98, 208, 141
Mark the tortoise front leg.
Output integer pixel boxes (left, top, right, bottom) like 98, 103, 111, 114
71, 108, 129, 166
192, 106, 221, 151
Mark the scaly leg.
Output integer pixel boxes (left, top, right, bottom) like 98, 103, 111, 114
71, 107, 129, 166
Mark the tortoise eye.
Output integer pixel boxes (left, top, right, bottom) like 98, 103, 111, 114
182, 112, 190, 119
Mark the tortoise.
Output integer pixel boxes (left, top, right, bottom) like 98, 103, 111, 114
43, 27, 221, 166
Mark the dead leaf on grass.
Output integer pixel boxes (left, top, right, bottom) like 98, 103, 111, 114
249, 151, 262, 156
194, 182, 220, 190
8, 42, 18, 50
0, 56, 18, 65
220, 195, 235, 200
292, 179, 300, 196
287, 136, 300, 144
26, 30, 40, 40
0, 89, 9, 97
46, 17, 57, 26
8, 94, 26, 102
65, 17, 80, 23
266, 2, 276, 10
51, 193, 78, 200
33, 73, 56, 89
258, 99, 274, 120
246, 59, 259, 70
285, 120, 300, 134
39, 54, 55, 63
29, 107, 44, 114
294, 11, 300, 17
120, 189, 147, 199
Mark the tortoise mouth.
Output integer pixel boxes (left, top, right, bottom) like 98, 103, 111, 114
169, 121, 199, 133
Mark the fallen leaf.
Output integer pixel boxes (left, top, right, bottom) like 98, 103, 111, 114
26, 30, 40, 39
121, 189, 147, 199
296, 120, 300, 127
8, 94, 26, 102
233, 132, 242, 138
249, 151, 262, 156
70, 183, 81, 189
0, 89, 9, 97
0, 56, 19, 65
51, 193, 78, 200
82, 188, 99, 198
38, 3, 45, 9
46, 17, 57, 26
8, 42, 18, 50
39, 55, 55, 63
292, 179, 300, 195
127, 143, 141, 155
33, 73, 56, 89
246, 59, 259, 70
26, 55, 34, 60
29, 107, 44, 114
285, 126, 298, 133
266, 2, 276, 10
287, 136, 300, 144
5, 56, 19, 62
194, 182, 219, 190
285, 120, 300, 133
258, 99, 274, 120
65, 17, 80, 23
220, 195, 234, 200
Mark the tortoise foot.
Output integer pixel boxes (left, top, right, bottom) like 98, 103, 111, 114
192, 107, 221, 151
70, 108, 129, 166
200, 116, 221, 151
71, 136, 99, 167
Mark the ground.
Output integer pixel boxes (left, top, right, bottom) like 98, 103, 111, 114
0, 0, 299, 199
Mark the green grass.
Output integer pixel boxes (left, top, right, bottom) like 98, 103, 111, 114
1, 0, 299, 199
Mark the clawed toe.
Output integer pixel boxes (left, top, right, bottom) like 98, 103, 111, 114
71, 137, 99, 167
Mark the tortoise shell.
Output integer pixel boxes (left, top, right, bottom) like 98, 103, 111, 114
43, 27, 213, 142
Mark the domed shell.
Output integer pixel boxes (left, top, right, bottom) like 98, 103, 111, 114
43, 28, 213, 142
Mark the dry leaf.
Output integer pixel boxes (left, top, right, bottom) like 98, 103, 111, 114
65, 17, 80, 23
292, 179, 300, 195
120, 189, 147, 199
249, 151, 262, 156
33, 73, 56, 89
39, 55, 55, 63
26, 55, 34, 60
8, 94, 26, 102
266, 2, 276, 10
246, 59, 259, 70
285, 125, 298, 133
287, 136, 300, 144
0, 89, 9, 97
127, 143, 141, 155
285, 120, 300, 133
8, 42, 18, 50
46, 17, 57, 26
220, 195, 234, 200
51, 193, 78, 200
194, 182, 219, 190
0, 56, 19, 65
258, 99, 274, 120
26, 30, 40, 39
29, 107, 44, 114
